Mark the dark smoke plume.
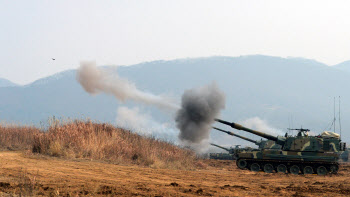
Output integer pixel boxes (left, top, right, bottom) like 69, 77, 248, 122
175, 83, 226, 144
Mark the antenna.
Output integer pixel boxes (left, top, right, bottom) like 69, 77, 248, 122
334, 97, 336, 133
339, 96, 342, 138
288, 115, 291, 135
291, 115, 294, 136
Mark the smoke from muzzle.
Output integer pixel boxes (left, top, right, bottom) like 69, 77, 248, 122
241, 117, 284, 136
76, 62, 226, 147
175, 83, 226, 144
76, 62, 179, 111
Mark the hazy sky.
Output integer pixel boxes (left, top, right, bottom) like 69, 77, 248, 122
1, 0, 350, 84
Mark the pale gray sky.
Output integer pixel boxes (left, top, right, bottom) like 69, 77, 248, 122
1, 0, 350, 84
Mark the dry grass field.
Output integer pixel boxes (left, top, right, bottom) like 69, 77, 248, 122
0, 121, 350, 196
0, 152, 349, 196
0, 121, 197, 169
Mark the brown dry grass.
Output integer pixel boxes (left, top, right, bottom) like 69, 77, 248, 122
1, 121, 350, 196
0, 120, 198, 169
0, 124, 40, 151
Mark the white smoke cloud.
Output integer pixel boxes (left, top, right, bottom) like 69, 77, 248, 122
76, 61, 179, 111
116, 106, 177, 139
241, 117, 284, 136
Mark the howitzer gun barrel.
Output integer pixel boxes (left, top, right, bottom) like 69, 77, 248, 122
212, 127, 257, 144
210, 143, 230, 152
215, 119, 278, 142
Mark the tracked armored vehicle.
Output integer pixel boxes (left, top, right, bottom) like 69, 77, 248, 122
340, 148, 349, 162
210, 143, 236, 154
209, 152, 233, 160
209, 143, 251, 160
215, 119, 346, 175
213, 127, 281, 150
209, 143, 235, 160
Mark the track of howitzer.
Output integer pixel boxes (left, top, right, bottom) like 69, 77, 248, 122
0, 151, 349, 196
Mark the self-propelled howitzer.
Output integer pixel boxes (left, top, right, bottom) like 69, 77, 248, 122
209, 143, 234, 160
210, 143, 253, 160
210, 143, 231, 152
215, 118, 347, 175
213, 127, 281, 150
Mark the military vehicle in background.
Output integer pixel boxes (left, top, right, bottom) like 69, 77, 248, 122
209, 143, 251, 160
340, 148, 349, 162
209, 152, 233, 160
209, 143, 235, 160
215, 118, 346, 175
210, 143, 235, 154
213, 127, 281, 150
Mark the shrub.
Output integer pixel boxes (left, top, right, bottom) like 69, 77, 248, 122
30, 120, 197, 169
0, 124, 40, 150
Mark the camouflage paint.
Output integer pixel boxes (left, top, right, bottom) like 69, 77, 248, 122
215, 118, 346, 175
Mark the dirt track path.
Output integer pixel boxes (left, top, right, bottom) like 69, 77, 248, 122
0, 151, 349, 196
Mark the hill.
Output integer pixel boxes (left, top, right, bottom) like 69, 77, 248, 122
0, 55, 349, 145
0, 78, 17, 87
333, 60, 350, 73
0, 121, 196, 168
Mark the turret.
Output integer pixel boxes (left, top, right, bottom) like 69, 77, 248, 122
215, 118, 286, 146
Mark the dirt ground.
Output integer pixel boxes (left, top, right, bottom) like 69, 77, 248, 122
0, 151, 349, 196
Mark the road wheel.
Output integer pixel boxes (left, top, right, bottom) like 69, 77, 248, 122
236, 159, 247, 169
290, 165, 300, 175
303, 166, 313, 174
277, 164, 287, 173
263, 164, 274, 173
316, 166, 328, 175
250, 163, 260, 172
330, 165, 339, 174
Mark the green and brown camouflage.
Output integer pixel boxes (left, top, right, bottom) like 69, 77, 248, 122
215, 118, 347, 175
262, 140, 281, 149
213, 127, 281, 150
